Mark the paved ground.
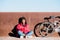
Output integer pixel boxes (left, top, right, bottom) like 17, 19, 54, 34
0, 37, 60, 40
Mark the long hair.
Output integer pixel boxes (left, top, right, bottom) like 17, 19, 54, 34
18, 17, 27, 25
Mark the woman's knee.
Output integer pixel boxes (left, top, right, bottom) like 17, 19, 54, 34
18, 31, 25, 36
30, 31, 33, 34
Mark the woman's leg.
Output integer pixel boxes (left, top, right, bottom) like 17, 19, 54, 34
26, 31, 33, 36
18, 30, 25, 36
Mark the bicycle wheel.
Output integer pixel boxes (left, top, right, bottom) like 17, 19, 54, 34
34, 22, 54, 37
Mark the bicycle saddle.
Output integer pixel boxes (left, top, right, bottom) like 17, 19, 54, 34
44, 17, 51, 20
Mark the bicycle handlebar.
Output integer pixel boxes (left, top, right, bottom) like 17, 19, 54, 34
56, 16, 60, 19
44, 16, 60, 20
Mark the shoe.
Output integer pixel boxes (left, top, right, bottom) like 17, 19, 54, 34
26, 36, 33, 38
20, 36, 24, 38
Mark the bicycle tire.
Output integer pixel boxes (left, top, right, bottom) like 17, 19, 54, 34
34, 22, 54, 37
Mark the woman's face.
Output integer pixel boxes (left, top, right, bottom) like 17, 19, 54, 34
22, 19, 26, 25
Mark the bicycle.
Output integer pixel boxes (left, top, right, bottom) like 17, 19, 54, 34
34, 16, 60, 37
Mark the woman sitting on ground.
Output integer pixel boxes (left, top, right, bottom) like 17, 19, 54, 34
17, 17, 33, 38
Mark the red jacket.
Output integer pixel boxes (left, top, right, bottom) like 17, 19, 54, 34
17, 23, 30, 34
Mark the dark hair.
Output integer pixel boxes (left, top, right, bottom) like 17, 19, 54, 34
18, 17, 27, 25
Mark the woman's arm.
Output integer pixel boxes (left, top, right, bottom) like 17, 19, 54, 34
25, 25, 30, 33
17, 24, 22, 30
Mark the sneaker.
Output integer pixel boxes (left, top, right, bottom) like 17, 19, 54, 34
20, 36, 24, 38
26, 36, 33, 38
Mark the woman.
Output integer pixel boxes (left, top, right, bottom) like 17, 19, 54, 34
17, 17, 33, 38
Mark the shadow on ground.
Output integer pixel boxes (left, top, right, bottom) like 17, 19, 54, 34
8, 25, 20, 38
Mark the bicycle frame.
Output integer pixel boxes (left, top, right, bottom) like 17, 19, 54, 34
44, 16, 60, 33
34, 16, 60, 37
